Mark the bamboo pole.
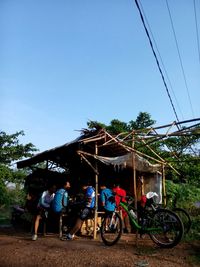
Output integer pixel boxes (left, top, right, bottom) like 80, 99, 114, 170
93, 142, 98, 239
132, 133, 138, 247
104, 131, 166, 164
162, 164, 166, 206
77, 152, 99, 175
141, 175, 144, 195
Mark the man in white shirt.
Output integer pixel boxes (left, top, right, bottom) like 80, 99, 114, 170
32, 184, 56, 241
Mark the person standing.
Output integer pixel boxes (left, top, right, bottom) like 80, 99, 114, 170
100, 183, 116, 213
32, 184, 56, 241
113, 183, 129, 233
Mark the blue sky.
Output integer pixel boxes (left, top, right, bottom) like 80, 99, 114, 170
1, 0, 200, 152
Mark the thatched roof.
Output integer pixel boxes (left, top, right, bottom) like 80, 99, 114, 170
17, 129, 162, 173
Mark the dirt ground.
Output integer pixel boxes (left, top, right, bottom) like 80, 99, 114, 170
0, 227, 199, 267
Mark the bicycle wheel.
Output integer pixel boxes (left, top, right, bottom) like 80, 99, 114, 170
149, 208, 184, 248
173, 207, 191, 235
100, 212, 122, 246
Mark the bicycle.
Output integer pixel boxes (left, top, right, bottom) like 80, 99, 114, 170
140, 192, 191, 236
100, 195, 184, 248
150, 193, 192, 235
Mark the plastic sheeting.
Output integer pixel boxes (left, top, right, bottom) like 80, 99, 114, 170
94, 152, 161, 173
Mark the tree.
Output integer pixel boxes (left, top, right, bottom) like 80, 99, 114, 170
158, 127, 200, 184
106, 119, 129, 135
87, 112, 155, 135
0, 130, 37, 206
128, 112, 156, 130
0, 130, 36, 165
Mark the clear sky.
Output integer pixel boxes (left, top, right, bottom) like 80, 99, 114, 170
1, 0, 200, 152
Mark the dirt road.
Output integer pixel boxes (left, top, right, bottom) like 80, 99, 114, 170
0, 227, 199, 267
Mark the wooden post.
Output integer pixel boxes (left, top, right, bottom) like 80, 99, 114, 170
93, 142, 98, 239
162, 164, 166, 206
132, 153, 137, 209
132, 133, 138, 246
141, 175, 144, 195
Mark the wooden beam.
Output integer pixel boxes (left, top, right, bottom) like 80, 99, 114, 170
77, 152, 99, 175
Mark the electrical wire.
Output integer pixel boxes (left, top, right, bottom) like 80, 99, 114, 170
166, 0, 195, 118
138, 0, 184, 121
133, 0, 199, 156
134, 0, 180, 122
193, 0, 200, 66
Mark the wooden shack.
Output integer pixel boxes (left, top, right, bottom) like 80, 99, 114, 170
17, 128, 167, 238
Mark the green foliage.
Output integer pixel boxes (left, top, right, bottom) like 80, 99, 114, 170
160, 125, 200, 184
0, 130, 37, 165
0, 164, 13, 183
86, 112, 157, 158
0, 182, 26, 207
106, 119, 129, 134
0, 130, 37, 206
0, 164, 29, 185
166, 180, 200, 209
0, 180, 10, 207
87, 120, 106, 130
189, 215, 200, 241
128, 112, 156, 130
8, 185, 26, 206
0, 206, 12, 225
0, 181, 27, 205
87, 112, 155, 134
165, 154, 200, 185
166, 180, 200, 240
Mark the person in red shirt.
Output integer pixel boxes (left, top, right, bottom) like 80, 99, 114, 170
113, 184, 129, 233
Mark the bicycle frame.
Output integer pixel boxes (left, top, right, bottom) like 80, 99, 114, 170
119, 201, 162, 234
108, 212, 119, 229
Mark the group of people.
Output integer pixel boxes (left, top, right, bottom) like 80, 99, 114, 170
30, 179, 129, 241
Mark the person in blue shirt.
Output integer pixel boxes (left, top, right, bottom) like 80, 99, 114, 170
100, 183, 116, 213
65, 182, 95, 240
52, 180, 71, 213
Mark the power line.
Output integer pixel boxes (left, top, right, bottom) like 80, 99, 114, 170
193, 0, 200, 66
166, 0, 195, 118
138, 0, 184, 121
134, 0, 180, 122
165, 1, 199, 155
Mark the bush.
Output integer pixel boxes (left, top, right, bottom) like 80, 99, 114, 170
7, 185, 26, 207
166, 180, 200, 209
166, 180, 200, 240
0, 181, 10, 207
187, 215, 200, 240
